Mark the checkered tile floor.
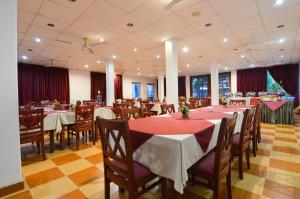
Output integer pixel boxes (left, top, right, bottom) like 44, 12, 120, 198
4, 116, 300, 199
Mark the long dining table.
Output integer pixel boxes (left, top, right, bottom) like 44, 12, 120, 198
127, 105, 251, 194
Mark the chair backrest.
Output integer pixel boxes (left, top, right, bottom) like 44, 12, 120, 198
235, 92, 243, 97
96, 118, 134, 182
76, 100, 81, 106
75, 105, 94, 131
189, 98, 199, 109
200, 99, 210, 107
246, 92, 256, 97
224, 92, 233, 98
239, 107, 256, 148
113, 102, 129, 109
160, 104, 175, 114
19, 108, 44, 134
121, 108, 142, 120
214, 112, 238, 180
140, 100, 151, 111
258, 91, 268, 97
230, 99, 246, 106
252, 102, 262, 135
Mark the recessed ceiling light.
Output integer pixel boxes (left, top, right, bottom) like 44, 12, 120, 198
241, 55, 245, 58
137, 72, 141, 76
205, 23, 212, 27
47, 23, 55, 27
191, 11, 201, 17
27, 49, 33, 51
277, 25, 285, 28
279, 38, 285, 43
99, 38, 104, 42
21, 55, 28, 60
186, 64, 190, 67
280, 48, 285, 51
198, 55, 203, 58
274, 0, 284, 6
179, 70, 182, 73
149, 74, 154, 77
69, 0, 77, 2
96, 60, 101, 64
182, 46, 189, 53
223, 38, 228, 43
234, 48, 239, 51
224, 67, 228, 70
127, 23, 134, 27
250, 64, 255, 67
112, 55, 117, 59
35, 37, 41, 43
281, 55, 284, 58
133, 48, 138, 52
84, 64, 89, 68
156, 55, 160, 59
137, 67, 140, 71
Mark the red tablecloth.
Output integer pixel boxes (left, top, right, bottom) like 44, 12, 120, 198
171, 111, 232, 120
250, 98, 261, 105
264, 101, 286, 111
129, 116, 215, 152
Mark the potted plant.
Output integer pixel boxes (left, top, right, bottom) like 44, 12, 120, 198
180, 105, 189, 118
220, 96, 228, 107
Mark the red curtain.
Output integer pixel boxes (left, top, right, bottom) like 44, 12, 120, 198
18, 63, 69, 105
237, 67, 267, 96
90, 72, 106, 101
268, 64, 299, 105
114, 74, 123, 99
178, 76, 186, 97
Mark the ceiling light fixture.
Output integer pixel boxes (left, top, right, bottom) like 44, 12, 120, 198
47, 23, 55, 27
137, 67, 140, 71
156, 55, 160, 59
182, 46, 189, 53
127, 23, 134, 27
99, 38, 104, 42
84, 64, 89, 68
191, 11, 201, 17
241, 54, 245, 58
186, 64, 190, 67
280, 48, 285, 51
279, 38, 285, 43
133, 48, 137, 52
205, 23, 212, 27
27, 49, 33, 51
274, 0, 284, 6
224, 67, 228, 70
223, 38, 228, 43
112, 55, 117, 59
35, 37, 41, 43
217, 64, 221, 67
234, 48, 239, 51
21, 55, 28, 60
179, 70, 182, 73
96, 60, 101, 64
137, 72, 141, 76
277, 25, 285, 28
250, 64, 255, 67
281, 55, 284, 58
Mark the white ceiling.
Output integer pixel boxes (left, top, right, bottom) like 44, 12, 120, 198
17, 0, 300, 77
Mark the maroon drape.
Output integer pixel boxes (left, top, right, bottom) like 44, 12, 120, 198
18, 63, 69, 105
178, 76, 186, 97
114, 74, 123, 99
48, 68, 69, 103
91, 72, 106, 101
268, 63, 299, 105
237, 67, 267, 96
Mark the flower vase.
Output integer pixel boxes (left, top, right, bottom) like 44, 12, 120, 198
182, 112, 189, 119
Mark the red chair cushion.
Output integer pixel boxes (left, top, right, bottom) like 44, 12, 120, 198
191, 152, 215, 180
111, 160, 152, 181
233, 133, 240, 146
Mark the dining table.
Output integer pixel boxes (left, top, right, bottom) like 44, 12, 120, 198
127, 105, 251, 194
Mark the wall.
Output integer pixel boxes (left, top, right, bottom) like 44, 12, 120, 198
231, 70, 237, 94
122, 75, 157, 99
69, 69, 91, 103
0, 0, 23, 189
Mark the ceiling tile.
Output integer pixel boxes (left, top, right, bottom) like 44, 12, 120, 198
50, 0, 96, 12
257, 0, 300, 14
207, 0, 252, 13
104, 0, 148, 12
17, 0, 44, 12
31, 15, 69, 33
72, 14, 110, 33
152, 14, 187, 33
17, 10, 35, 24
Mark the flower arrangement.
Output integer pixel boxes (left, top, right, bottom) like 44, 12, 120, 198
220, 97, 227, 107
180, 105, 189, 118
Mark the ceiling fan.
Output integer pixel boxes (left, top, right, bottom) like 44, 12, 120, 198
164, 0, 183, 9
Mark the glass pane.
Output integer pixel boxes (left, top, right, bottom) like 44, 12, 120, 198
219, 73, 230, 96
132, 82, 141, 98
191, 76, 209, 98
147, 84, 154, 100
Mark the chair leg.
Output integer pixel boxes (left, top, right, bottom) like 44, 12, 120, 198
118, 186, 125, 193
226, 169, 232, 199
238, 150, 243, 180
104, 179, 110, 199
76, 132, 79, 150
213, 181, 220, 199
41, 136, 46, 160
92, 129, 95, 145
252, 135, 257, 157
161, 178, 167, 199
246, 147, 251, 169
36, 141, 41, 154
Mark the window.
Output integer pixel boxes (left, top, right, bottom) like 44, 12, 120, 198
191, 75, 209, 98
147, 84, 154, 100
219, 73, 231, 96
132, 82, 141, 98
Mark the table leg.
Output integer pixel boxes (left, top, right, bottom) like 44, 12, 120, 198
60, 126, 65, 150
49, 130, 55, 153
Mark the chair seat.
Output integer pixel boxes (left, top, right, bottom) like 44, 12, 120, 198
190, 152, 215, 180
112, 160, 153, 181
233, 133, 240, 145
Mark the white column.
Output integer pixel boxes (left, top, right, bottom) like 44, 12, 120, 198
0, 0, 22, 190
185, 76, 190, 99
157, 72, 164, 102
106, 60, 115, 106
231, 70, 237, 94
210, 64, 219, 105
165, 39, 179, 110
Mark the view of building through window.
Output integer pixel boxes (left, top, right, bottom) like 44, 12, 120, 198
147, 84, 154, 101
132, 82, 141, 98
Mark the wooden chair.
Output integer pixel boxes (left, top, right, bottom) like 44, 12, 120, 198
121, 108, 142, 120
232, 107, 255, 179
139, 100, 155, 117
160, 104, 175, 114
189, 98, 200, 109
113, 103, 130, 119
19, 108, 46, 160
251, 102, 262, 156
68, 105, 95, 150
230, 99, 246, 106
125, 99, 135, 107
188, 113, 238, 199
96, 118, 166, 199
200, 99, 210, 107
